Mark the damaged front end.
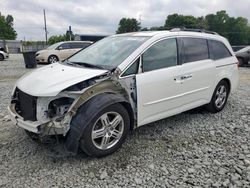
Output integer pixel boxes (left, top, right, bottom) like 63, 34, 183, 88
8, 69, 136, 137
8, 87, 78, 135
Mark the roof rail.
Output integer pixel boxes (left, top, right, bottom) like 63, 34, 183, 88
170, 28, 219, 35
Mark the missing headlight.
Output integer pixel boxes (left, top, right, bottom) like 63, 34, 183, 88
64, 79, 96, 91
48, 97, 74, 118
63, 73, 110, 92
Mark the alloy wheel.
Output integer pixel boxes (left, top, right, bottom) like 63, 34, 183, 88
215, 85, 227, 109
91, 112, 124, 150
49, 56, 58, 63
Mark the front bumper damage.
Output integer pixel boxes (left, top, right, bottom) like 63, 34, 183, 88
8, 104, 41, 133
8, 102, 73, 136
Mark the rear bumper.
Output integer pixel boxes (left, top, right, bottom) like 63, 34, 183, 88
7, 104, 41, 133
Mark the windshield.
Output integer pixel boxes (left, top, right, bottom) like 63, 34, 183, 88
47, 43, 61, 50
68, 36, 149, 70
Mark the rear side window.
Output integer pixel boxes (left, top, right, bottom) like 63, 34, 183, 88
70, 42, 91, 49
142, 38, 177, 72
208, 40, 232, 60
58, 43, 70, 50
179, 38, 209, 63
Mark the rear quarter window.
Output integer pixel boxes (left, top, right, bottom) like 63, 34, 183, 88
208, 40, 232, 60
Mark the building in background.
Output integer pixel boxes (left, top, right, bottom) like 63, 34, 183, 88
0, 40, 22, 53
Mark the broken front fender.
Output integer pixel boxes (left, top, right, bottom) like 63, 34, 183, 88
65, 92, 131, 153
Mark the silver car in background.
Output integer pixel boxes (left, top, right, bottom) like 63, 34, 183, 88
35, 41, 93, 64
0, 47, 9, 61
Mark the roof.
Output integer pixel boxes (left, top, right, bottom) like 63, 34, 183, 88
75, 34, 108, 37
114, 30, 225, 41
55, 41, 93, 45
115, 31, 169, 37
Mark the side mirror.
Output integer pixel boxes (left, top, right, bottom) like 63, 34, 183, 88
58, 46, 63, 50
247, 50, 250, 54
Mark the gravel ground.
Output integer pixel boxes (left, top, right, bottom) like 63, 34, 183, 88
0, 54, 250, 187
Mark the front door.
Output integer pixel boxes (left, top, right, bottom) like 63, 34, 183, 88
136, 38, 185, 126
58, 43, 73, 60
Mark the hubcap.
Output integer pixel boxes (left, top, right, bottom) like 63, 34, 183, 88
49, 56, 57, 63
91, 112, 124, 150
215, 85, 227, 109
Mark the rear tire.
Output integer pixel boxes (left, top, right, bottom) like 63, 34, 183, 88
76, 103, 130, 157
206, 80, 229, 113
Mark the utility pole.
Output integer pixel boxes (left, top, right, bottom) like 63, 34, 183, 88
43, 9, 48, 44
69, 26, 72, 41
139, 14, 142, 24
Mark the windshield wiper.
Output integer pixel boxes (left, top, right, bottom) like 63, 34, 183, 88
66, 61, 105, 70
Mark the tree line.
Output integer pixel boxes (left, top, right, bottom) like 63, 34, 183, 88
116, 10, 250, 45
0, 13, 17, 40
1, 10, 250, 46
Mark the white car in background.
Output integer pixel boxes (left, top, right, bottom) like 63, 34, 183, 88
8, 29, 239, 157
0, 47, 9, 61
35, 41, 93, 64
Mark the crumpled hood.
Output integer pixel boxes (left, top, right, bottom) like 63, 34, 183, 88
16, 62, 109, 96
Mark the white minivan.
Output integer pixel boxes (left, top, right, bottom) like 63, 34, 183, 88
8, 29, 239, 157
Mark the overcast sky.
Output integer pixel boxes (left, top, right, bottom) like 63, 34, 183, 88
0, 0, 250, 41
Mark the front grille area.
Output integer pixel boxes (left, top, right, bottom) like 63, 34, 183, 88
14, 88, 37, 121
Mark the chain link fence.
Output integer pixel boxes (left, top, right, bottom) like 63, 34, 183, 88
0, 40, 48, 53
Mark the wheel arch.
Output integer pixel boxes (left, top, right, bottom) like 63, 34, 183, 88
220, 78, 231, 94
119, 101, 135, 130
65, 92, 134, 153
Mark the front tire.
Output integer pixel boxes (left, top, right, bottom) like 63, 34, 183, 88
78, 103, 130, 157
0, 54, 4, 61
206, 80, 229, 113
48, 55, 58, 64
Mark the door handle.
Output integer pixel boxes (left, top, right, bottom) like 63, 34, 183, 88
174, 74, 192, 82
180, 75, 192, 80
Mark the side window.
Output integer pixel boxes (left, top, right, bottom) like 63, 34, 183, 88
122, 58, 139, 77
208, 40, 232, 60
58, 43, 70, 50
180, 38, 209, 63
80, 43, 91, 49
142, 38, 177, 72
70, 43, 91, 49
69, 43, 80, 49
